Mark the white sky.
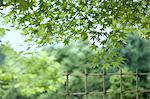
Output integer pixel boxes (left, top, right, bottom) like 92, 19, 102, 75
0, 21, 38, 52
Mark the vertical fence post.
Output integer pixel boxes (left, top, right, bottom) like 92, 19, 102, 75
120, 69, 123, 99
136, 69, 139, 99
85, 69, 88, 99
66, 72, 69, 99
103, 68, 106, 99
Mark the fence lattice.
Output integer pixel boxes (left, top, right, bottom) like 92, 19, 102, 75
64, 68, 150, 99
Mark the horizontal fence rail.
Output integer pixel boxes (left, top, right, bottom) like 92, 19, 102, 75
64, 68, 150, 99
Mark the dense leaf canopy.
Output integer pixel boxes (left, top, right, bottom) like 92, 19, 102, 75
0, 0, 149, 44
0, 0, 149, 67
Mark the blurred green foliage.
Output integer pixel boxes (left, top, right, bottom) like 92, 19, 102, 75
0, 28, 5, 37
0, 34, 149, 99
0, 46, 64, 98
